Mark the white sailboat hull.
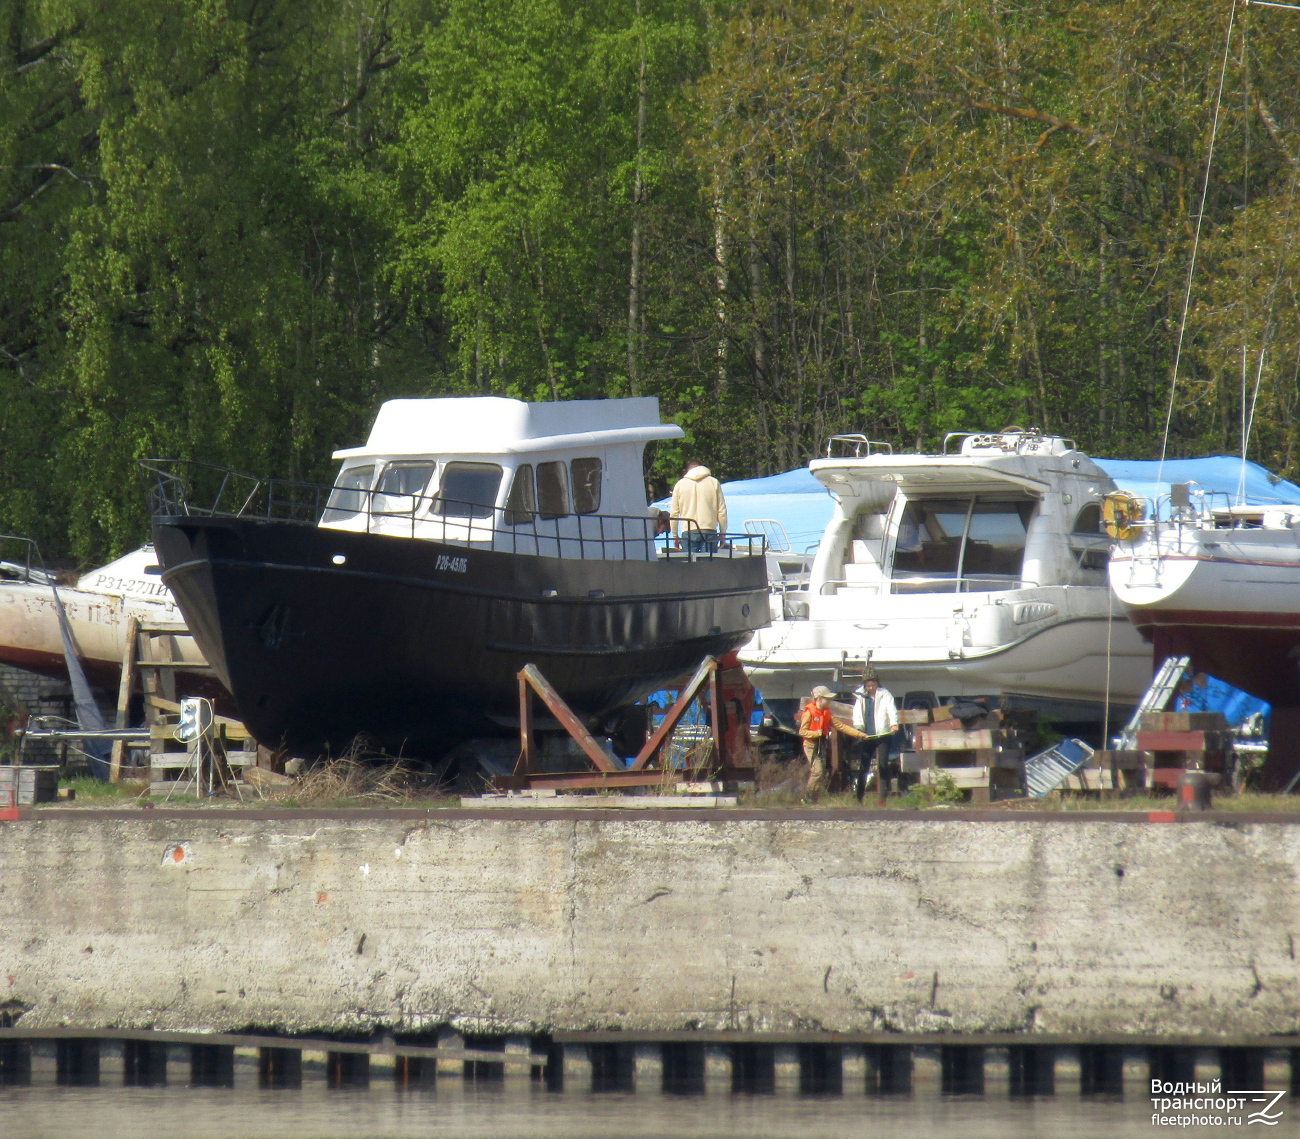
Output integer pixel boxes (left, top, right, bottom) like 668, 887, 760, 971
0, 548, 206, 689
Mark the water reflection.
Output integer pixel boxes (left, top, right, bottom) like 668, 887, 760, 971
0, 1083, 1260, 1139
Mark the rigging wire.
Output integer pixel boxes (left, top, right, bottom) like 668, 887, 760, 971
1238, 7, 1252, 503
1158, 0, 1239, 481
1241, 167, 1299, 477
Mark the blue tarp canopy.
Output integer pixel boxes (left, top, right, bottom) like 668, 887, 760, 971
660, 455, 1300, 556
652, 467, 831, 553
1094, 456, 1300, 509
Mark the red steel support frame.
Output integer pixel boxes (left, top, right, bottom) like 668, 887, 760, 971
515, 664, 621, 775
510, 656, 725, 787
628, 656, 720, 772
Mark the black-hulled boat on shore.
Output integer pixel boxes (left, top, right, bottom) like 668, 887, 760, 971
144, 397, 769, 755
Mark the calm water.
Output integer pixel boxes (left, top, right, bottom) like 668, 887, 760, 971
3, 1085, 1290, 1139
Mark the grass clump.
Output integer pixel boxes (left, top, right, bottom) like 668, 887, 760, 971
277, 755, 455, 809
897, 772, 964, 808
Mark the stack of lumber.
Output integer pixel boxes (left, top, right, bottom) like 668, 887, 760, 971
909, 706, 1029, 802
1133, 710, 1230, 791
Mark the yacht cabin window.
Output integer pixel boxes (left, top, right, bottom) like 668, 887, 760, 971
505, 464, 536, 525
537, 461, 570, 519
1072, 503, 1103, 535
322, 464, 375, 523
571, 457, 602, 514
892, 496, 1034, 593
372, 462, 435, 517
434, 462, 502, 519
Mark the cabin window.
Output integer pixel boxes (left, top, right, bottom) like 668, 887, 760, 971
891, 496, 1034, 593
322, 464, 375, 523
571, 457, 602, 514
371, 462, 435, 518
505, 465, 536, 525
537, 461, 570, 519
1072, 503, 1103, 535
434, 462, 502, 519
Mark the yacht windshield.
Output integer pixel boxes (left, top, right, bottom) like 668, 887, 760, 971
892, 497, 1034, 593
322, 464, 375, 523
434, 462, 503, 519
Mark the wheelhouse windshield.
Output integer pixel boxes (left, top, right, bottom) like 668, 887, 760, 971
322, 464, 375, 523
433, 462, 503, 519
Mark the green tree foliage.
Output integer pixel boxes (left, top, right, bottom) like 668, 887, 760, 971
2, 0, 1299, 562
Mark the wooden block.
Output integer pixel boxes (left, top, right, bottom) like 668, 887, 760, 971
1139, 711, 1228, 732
1090, 748, 1148, 770
916, 727, 994, 750
976, 748, 1024, 769
900, 751, 935, 772
898, 708, 931, 725
1148, 750, 1227, 773
1136, 730, 1230, 752
922, 766, 989, 789
932, 704, 954, 722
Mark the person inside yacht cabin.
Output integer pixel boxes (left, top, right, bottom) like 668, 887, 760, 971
852, 665, 899, 803
670, 460, 728, 554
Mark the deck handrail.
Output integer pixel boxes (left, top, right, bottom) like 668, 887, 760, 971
140, 459, 765, 564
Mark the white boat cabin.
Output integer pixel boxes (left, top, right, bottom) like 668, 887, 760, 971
805, 430, 1114, 616
318, 396, 684, 558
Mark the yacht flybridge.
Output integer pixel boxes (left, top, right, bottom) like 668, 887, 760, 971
741, 429, 1150, 713
143, 397, 769, 755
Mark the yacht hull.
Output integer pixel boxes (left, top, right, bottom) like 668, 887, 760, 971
743, 612, 1149, 704
151, 516, 770, 755
0, 579, 206, 689
1111, 551, 1300, 706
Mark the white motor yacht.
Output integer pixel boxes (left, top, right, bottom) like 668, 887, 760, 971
741, 429, 1150, 712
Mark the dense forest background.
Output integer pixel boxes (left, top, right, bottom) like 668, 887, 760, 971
4, 0, 1300, 562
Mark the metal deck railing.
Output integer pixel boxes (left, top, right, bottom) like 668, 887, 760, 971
0, 535, 56, 586
141, 460, 766, 564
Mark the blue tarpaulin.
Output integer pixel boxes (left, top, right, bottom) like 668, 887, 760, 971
1173, 672, 1269, 729
1094, 455, 1300, 509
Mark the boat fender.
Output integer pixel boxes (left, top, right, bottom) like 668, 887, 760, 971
1102, 491, 1145, 540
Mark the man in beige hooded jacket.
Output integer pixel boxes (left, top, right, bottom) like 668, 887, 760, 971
670, 461, 727, 553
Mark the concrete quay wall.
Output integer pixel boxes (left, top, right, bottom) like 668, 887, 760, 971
1, 808, 1298, 1040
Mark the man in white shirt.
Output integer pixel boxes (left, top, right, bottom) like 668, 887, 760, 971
851, 665, 898, 803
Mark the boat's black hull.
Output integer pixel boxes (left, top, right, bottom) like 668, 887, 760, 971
151, 517, 770, 755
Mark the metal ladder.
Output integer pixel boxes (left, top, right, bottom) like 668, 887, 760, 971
1117, 655, 1191, 750
1024, 655, 1191, 798
1025, 738, 1096, 798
